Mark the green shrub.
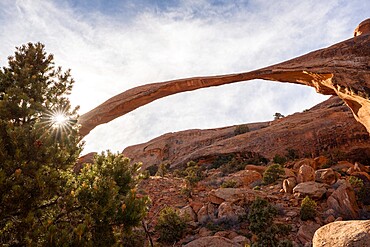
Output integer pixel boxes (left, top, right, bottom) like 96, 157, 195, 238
210, 154, 235, 169
155, 163, 168, 177
277, 239, 294, 247
211, 153, 268, 172
253, 186, 261, 191
173, 168, 186, 178
300, 196, 316, 221
180, 186, 192, 197
248, 197, 291, 247
234, 124, 250, 135
262, 164, 284, 185
248, 197, 277, 233
184, 161, 203, 185
145, 165, 158, 176
121, 229, 146, 247
140, 170, 150, 179
155, 207, 186, 243
349, 176, 369, 204
221, 179, 238, 188
286, 149, 299, 160
349, 176, 364, 188
273, 154, 287, 165
221, 157, 246, 174
204, 221, 224, 233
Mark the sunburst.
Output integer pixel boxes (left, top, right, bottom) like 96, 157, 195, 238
40, 108, 75, 141
51, 112, 68, 128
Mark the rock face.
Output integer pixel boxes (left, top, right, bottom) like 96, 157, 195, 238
123, 97, 370, 169
313, 220, 370, 247
78, 19, 370, 138
327, 180, 359, 219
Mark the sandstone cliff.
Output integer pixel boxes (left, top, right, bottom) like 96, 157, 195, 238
123, 96, 370, 169
78, 19, 370, 137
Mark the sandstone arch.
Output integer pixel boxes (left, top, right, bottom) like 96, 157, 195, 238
78, 19, 370, 137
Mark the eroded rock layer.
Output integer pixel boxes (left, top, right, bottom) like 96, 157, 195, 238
78, 19, 370, 136
123, 97, 370, 169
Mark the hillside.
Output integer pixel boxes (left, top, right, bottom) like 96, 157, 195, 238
123, 96, 370, 169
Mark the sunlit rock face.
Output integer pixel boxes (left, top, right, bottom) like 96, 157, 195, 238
122, 97, 370, 169
354, 18, 370, 37
78, 19, 370, 138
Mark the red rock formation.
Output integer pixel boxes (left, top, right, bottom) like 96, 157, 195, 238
313, 220, 370, 247
78, 19, 370, 137
123, 97, 370, 169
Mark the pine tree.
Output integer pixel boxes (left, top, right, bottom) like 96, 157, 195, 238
0, 43, 81, 245
0, 43, 149, 245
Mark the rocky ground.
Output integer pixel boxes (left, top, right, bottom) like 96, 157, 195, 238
136, 156, 370, 247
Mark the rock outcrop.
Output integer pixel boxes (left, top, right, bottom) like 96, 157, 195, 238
78, 19, 370, 138
123, 97, 370, 169
292, 181, 329, 199
313, 220, 370, 247
327, 180, 359, 219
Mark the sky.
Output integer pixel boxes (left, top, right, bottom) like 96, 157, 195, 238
0, 0, 369, 155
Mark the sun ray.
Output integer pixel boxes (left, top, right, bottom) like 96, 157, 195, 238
39, 107, 76, 142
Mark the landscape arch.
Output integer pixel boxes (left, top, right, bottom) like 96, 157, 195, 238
78, 19, 370, 138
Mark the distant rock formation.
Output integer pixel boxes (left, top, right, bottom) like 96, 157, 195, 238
123, 97, 370, 169
78, 19, 370, 137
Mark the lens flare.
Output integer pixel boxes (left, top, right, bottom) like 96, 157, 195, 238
39, 108, 77, 142
51, 113, 68, 128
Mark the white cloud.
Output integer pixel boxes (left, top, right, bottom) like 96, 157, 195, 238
0, 0, 368, 154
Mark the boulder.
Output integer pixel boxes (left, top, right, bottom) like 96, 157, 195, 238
217, 202, 246, 223
331, 161, 354, 173
297, 165, 315, 183
283, 177, 296, 194
347, 162, 369, 174
314, 156, 329, 169
214, 231, 239, 239
297, 221, 321, 246
346, 162, 363, 174
209, 188, 253, 204
313, 220, 370, 247
198, 203, 218, 224
327, 180, 359, 219
180, 205, 197, 222
293, 181, 328, 199
189, 201, 203, 214
315, 168, 337, 185
229, 170, 262, 188
293, 159, 316, 170
184, 236, 241, 247
198, 227, 213, 237
245, 165, 266, 175
283, 168, 296, 178
232, 235, 250, 246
